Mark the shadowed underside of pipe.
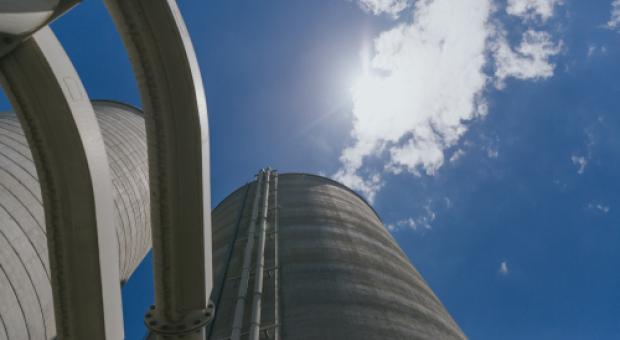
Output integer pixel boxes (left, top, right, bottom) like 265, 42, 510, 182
0, 100, 150, 339
208, 173, 466, 340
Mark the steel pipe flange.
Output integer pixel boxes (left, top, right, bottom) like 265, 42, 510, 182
145, 301, 215, 337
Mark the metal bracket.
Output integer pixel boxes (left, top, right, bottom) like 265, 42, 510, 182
145, 301, 215, 337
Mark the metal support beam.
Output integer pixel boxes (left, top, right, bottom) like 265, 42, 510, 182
103, 0, 213, 338
0, 26, 124, 339
249, 171, 272, 340
272, 173, 281, 340
231, 170, 268, 340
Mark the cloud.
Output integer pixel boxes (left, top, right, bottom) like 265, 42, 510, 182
355, 0, 411, 17
335, 0, 491, 198
587, 202, 610, 214
492, 29, 563, 87
587, 45, 607, 58
506, 0, 563, 22
487, 147, 499, 159
337, 0, 563, 201
449, 149, 466, 163
571, 155, 587, 175
499, 261, 509, 275
388, 202, 437, 232
568, 123, 601, 176
608, 0, 620, 30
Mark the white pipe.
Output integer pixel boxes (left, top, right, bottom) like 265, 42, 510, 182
273, 173, 280, 340
230, 170, 268, 340
249, 170, 272, 340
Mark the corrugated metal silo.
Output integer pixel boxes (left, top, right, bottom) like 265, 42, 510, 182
0, 100, 150, 339
208, 171, 465, 340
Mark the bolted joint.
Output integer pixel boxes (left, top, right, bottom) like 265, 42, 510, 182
144, 301, 215, 336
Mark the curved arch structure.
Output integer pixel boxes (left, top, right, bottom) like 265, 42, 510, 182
0, 27, 123, 338
103, 1, 213, 338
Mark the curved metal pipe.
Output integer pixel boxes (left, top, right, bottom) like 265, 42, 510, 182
102, 0, 212, 338
0, 26, 123, 339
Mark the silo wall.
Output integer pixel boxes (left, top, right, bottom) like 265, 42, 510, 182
208, 173, 465, 340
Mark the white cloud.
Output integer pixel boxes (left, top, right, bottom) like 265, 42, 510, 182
487, 147, 499, 159
571, 155, 587, 175
506, 0, 563, 22
389, 203, 436, 232
608, 0, 620, 30
587, 202, 610, 214
337, 0, 563, 200
499, 261, 509, 275
587, 45, 607, 58
335, 0, 491, 197
493, 29, 562, 87
355, 0, 411, 17
587, 45, 596, 57
449, 149, 466, 163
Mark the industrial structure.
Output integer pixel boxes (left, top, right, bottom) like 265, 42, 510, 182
207, 171, 465, 340
0, 101, 150, 339
0, 1, 466, 339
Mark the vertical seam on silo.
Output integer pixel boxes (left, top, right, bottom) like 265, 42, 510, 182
99, 111, 150, 275
0, 151, 38, 187
0, 135, 34, 166
118, 112, 150, 271
111, 191, 128, 278
0, 127, 33, 158
99, 118, 140, 276
0, 165, 42, 206
0, 228, 42, 340
207, 182, 251, 340
106, 159, 131, 278
0, 117, 30, 134
105, 110, 150, 258
0, 182, 49, 282
0, 308, 8, 340
0, 263, 28, 339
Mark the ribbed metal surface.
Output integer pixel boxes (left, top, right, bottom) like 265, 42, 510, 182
0, 101, 150, 339
208, 173, 466, 340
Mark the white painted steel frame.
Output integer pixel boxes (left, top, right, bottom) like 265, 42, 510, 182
0, 27, 124, 339
103, 0, 213, 338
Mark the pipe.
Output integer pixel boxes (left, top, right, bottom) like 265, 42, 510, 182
230, 170, 268, 340
249, 170, 272, 340
0, 26, 123, 339
103, 1, 212, 337
273, 173, 280, 340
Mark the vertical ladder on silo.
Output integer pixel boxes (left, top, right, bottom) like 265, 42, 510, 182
209, 169, 281, 340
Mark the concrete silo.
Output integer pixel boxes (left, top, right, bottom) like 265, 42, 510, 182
208, 170, 465, 340
0, 101, 150, 339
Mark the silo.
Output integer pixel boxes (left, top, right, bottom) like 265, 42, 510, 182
0, 100, 150, 339
208, 171, 465, 339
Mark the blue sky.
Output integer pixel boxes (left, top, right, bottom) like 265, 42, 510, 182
2, 0, 620, 339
